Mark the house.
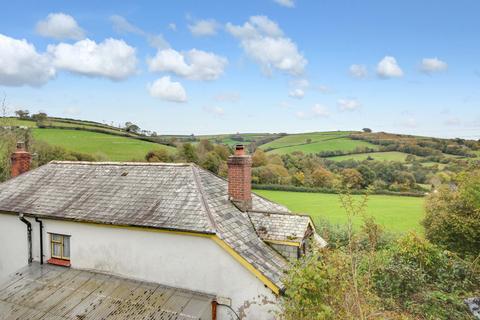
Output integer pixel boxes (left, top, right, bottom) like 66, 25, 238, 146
0, 143, 324, 319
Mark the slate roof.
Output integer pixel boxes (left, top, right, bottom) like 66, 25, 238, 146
0, 161, 313, 291
0, 262, 215, 319
249, 211, 313, 243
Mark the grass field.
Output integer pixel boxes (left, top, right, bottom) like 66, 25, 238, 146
266, 138, 379, 155
259, 131, 380, 155
32, 129, 175, 161
328, 151, 416, 162
255, 190, 425, 233
260, 131, 353, 149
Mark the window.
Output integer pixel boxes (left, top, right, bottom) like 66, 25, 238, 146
50, 233, 70, 260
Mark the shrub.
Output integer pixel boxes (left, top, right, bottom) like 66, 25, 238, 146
423, 171, 480, 257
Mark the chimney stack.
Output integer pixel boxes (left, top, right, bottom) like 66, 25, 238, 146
11, 142, 31, 178
227, 145, 252, 211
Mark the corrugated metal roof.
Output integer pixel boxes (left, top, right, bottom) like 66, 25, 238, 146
0, 263, 214, 320
0, 161, 314, 290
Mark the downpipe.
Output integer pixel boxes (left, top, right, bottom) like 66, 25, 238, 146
35, 217, 44, 264
19, 214, 33, 264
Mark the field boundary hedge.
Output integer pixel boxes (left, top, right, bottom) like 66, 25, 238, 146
252, 184, 426, 197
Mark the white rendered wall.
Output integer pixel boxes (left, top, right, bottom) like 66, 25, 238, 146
0, 214, 279, 319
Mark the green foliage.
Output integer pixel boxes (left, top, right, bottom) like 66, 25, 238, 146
280, 199, 479, 319
201, 151, 222, 174
423, 170, 480, 257
178, 143, 198, 163
145, 149, 173, 162
370, 233, 479, 318
32, 140, 97, 166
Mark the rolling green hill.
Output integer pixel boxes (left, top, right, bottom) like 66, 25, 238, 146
259, 131, 379, 155
32, 129, 175, 162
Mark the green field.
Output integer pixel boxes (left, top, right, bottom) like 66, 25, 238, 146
259, 131, 379, 155
267, 138, 378, 155
328, 151, 416, 162
255, 190, 425, 233
32, 129, 175, 161
261, 131, 352, 149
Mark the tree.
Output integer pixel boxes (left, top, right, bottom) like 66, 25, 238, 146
201, 151, 222, 174
309, 167, 335, 188
125, 122, 140, 133
423, 170, 480, 257
178, 143, 198, 163
341, 168, 363, 189
252, 149, 268, 167
31, 112, 48, 122
15, 109, 30, 119
362, 128, 372, 133
145, 149, 172, 162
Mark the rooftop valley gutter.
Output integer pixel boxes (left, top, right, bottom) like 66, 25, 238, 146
18, 214, 32, 264
35, 217, 44, 264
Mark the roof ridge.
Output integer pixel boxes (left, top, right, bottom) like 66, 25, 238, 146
249, 210, 312, 218
49, 161, 192, 166
191, 165, 219, 234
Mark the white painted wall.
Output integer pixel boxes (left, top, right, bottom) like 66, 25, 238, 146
0, 214, 279, 319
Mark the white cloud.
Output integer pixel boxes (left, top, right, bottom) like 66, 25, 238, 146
48, 38, 138, 80
349, 64, 368, 78
168, 23, 177, 31
203, 106, 225, 116
288, 78, 309, 99
0, 34, 55, 87
377, 56, 403, 78
288, 88, 305, 99
318, 84, 332, 93
148, 48, 227, 81
337, 98, 361, 111
214, 92, 240, 102
296, 104, 330, 119
36, 13, 85, 40
274, 0, 295, 7
421, 57, 448, 74
147, 76, 187, 103
188, 19, 219, 36
226, 16, 307, 75
110, 15, 169, 49
312, 104, 330, 117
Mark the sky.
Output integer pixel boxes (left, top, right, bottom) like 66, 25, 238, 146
0, 0, 479, 138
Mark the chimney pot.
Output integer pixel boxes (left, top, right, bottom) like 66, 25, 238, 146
11, 141, 31, 178
227, 144, 252, 211
234, 144, 245, 156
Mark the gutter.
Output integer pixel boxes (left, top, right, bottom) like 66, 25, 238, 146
35, 217, 44, 264
19, 214, 32, 264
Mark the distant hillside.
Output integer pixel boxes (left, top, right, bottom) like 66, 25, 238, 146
32, 129, 175, 162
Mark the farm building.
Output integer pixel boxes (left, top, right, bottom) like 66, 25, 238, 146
0, 143, 324, 319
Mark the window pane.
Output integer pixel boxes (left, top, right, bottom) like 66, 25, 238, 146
52, 234, 62, 242
63, 237, 70, 258
52, 243, 62, 257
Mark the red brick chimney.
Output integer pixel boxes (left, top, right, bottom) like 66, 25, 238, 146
11, 142, 31, 178
227, 145, 252, 211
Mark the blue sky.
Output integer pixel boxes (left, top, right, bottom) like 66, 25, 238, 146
1, 0, 479, 138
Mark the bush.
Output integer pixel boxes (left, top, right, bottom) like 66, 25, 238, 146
423, 171, 480, 257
